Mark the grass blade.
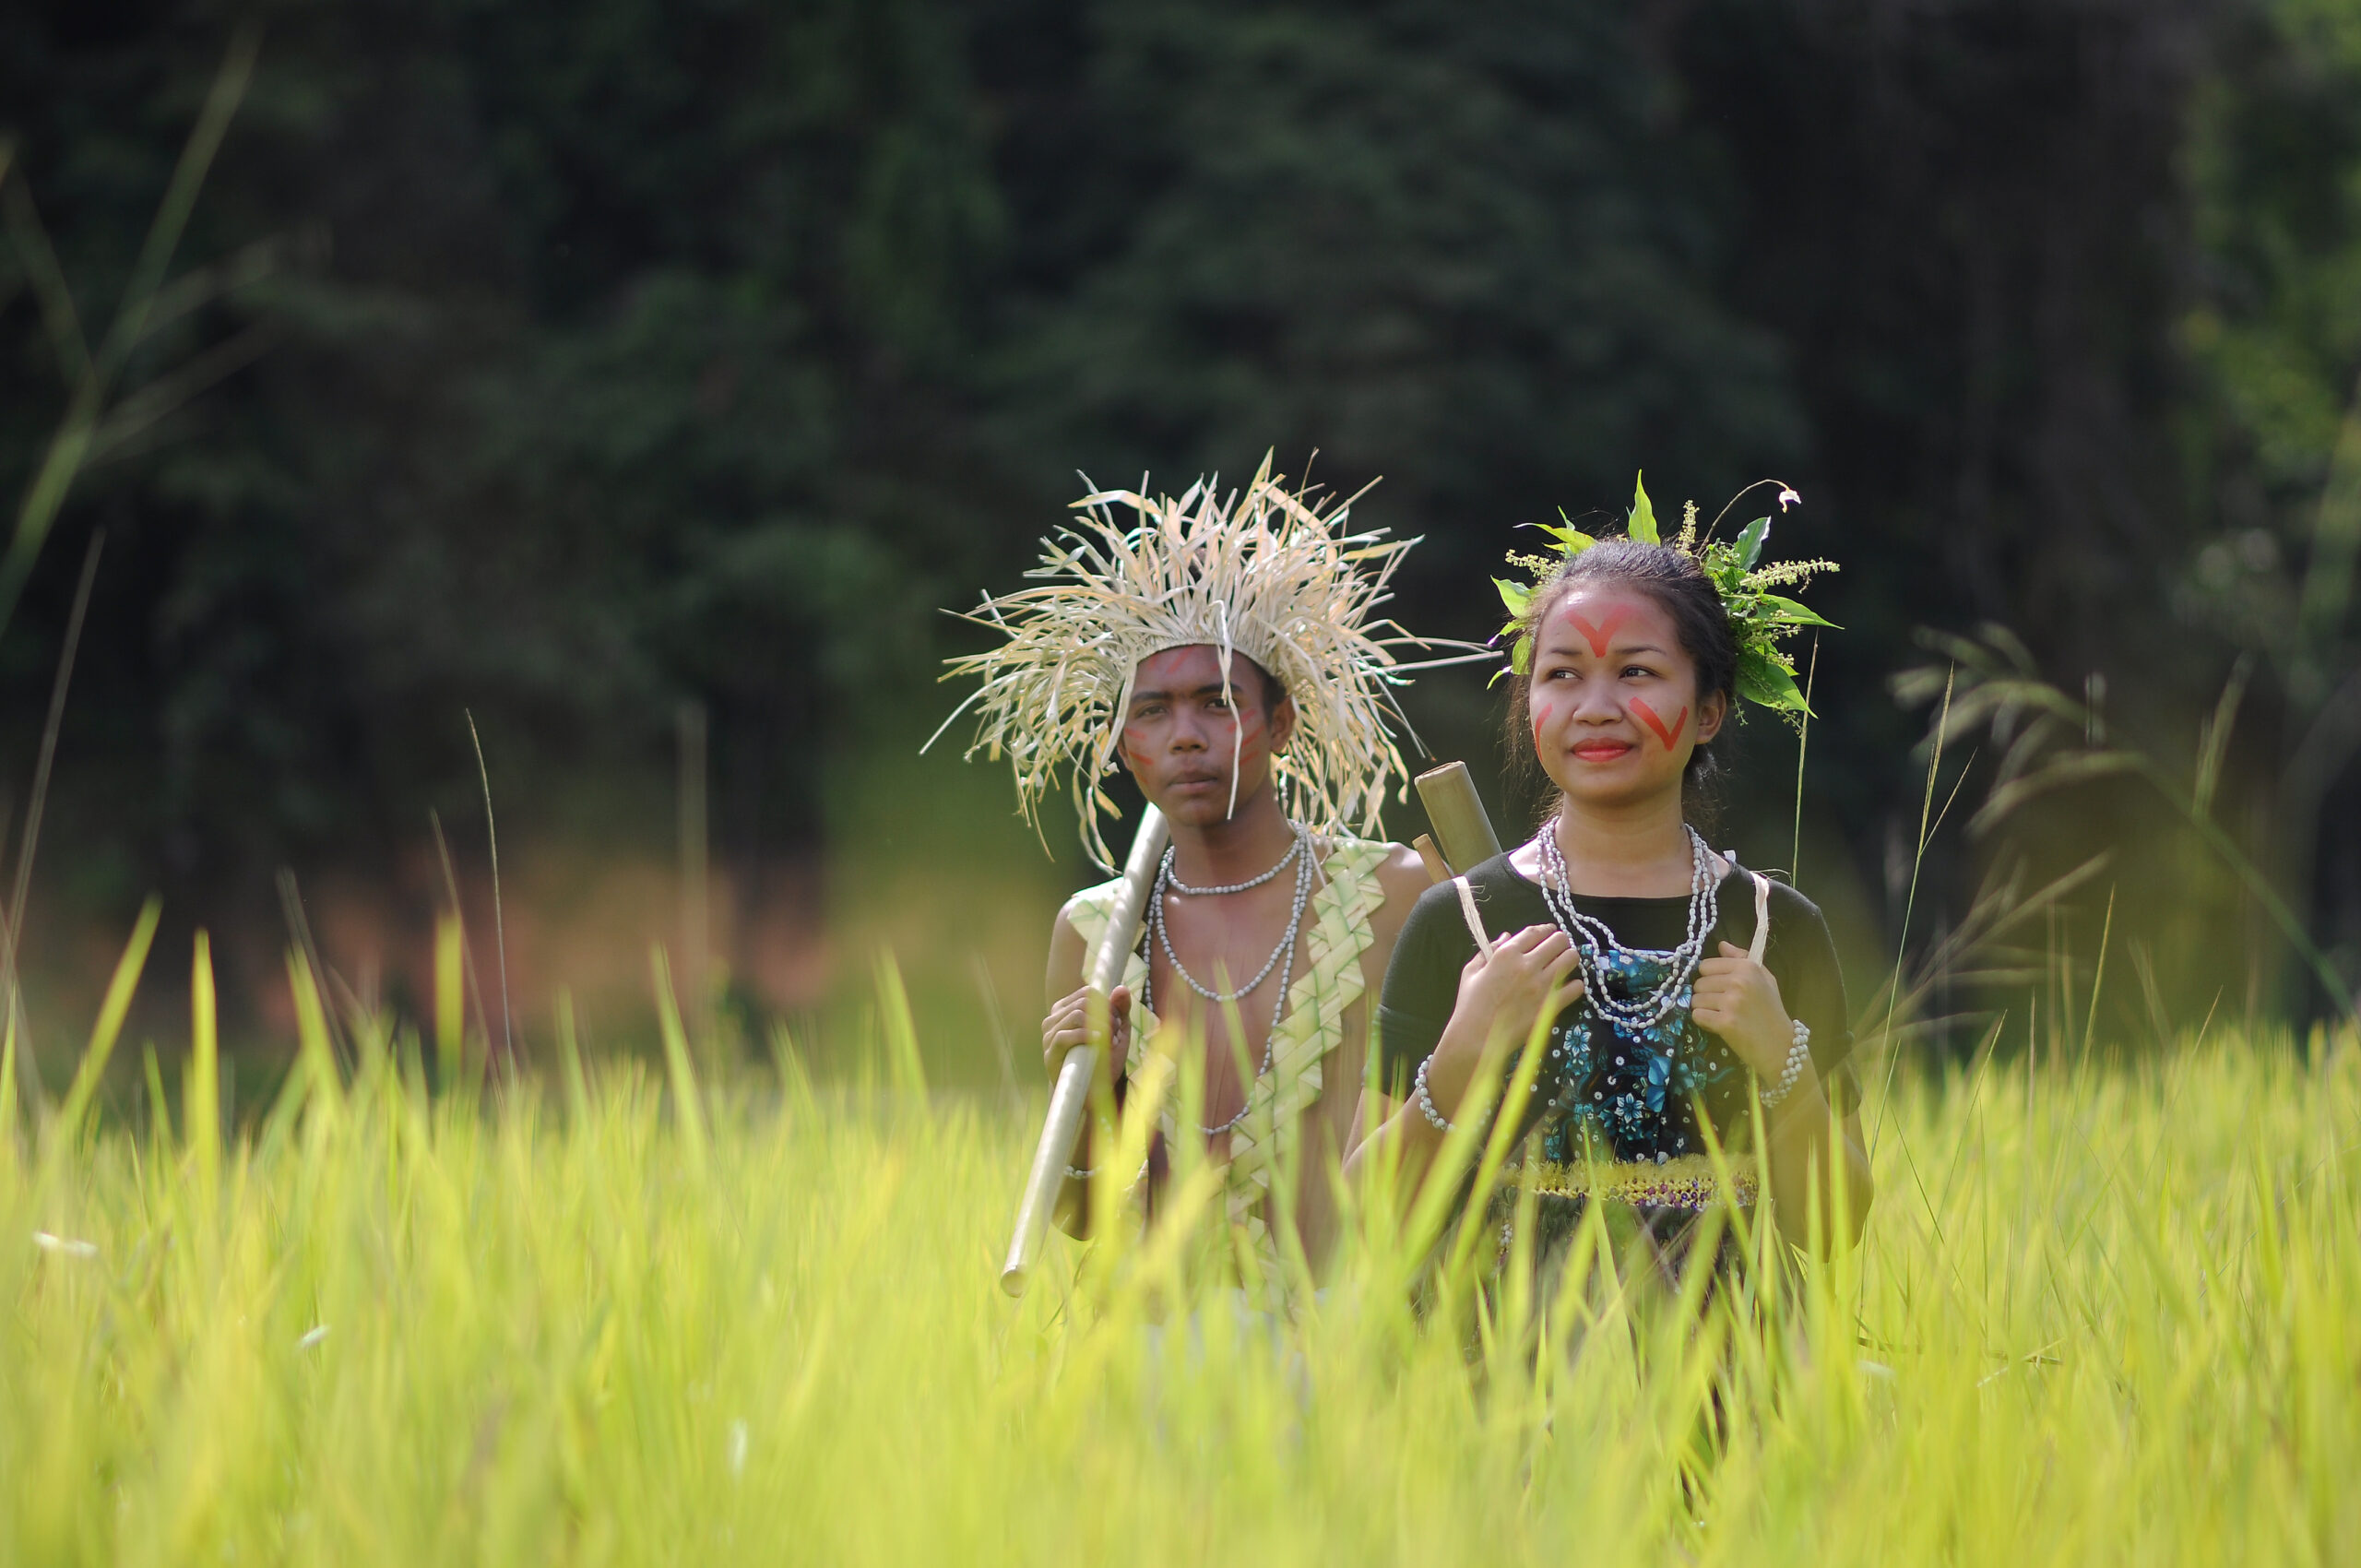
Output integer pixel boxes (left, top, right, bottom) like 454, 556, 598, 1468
652, 945, 708, 1176
53, 896, 160, 1139
189, 928, 219, 1209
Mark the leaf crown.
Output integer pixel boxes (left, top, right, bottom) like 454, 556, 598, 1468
1493, 473, 1838, 720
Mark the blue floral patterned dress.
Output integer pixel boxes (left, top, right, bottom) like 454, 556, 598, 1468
1536, 944, 1753, 1170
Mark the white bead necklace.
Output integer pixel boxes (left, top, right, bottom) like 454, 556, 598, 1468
1144, 826, 1313, 1135
1162, 829, 1302, 896
1534, 823, 1721, 1032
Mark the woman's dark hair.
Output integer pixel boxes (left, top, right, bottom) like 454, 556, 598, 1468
1501, 538, 1738, 828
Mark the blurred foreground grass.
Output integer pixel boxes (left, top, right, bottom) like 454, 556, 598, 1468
3, 979, 2355, 1565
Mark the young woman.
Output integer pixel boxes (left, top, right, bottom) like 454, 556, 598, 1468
1348, 533, 1872, 1278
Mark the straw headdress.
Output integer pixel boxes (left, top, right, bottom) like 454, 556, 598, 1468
930, 454, 1477, 869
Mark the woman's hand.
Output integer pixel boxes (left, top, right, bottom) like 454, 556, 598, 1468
1691, 941, 1795, 1079
1041, 983, 1132, 1090
1419, 925, 1583, 1123
1695, 942, 1870, 1245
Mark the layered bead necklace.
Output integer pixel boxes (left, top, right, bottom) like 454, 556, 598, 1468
1144, 825, 1312, 1135
1533, 822, 1721, 1032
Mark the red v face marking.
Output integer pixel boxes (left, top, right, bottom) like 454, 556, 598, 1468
1631, 697, 1688, 751
1565, 606, 1635, 658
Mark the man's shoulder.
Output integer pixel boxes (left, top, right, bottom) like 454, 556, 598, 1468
1053, 873, 1136, 947
1316, 837, 1439, 966
1318, 834, 1425, 899
1058, 873, 1128, 919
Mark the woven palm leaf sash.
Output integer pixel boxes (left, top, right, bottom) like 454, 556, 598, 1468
1063, 835, 1389, 1265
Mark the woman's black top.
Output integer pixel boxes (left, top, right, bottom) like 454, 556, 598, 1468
1376, 852, 1857, 1165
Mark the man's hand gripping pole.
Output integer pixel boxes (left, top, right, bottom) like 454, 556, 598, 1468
1000, 805, 1170, 1298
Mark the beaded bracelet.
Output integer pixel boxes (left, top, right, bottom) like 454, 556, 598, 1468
1759, 1019, 1813, 1110
1065, 1111, 1123, 1182
1412, 1055, 1456, 1133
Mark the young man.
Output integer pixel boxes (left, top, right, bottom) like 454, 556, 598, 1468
1038, 643, 1429, 1270
934, 457, 1470, 1279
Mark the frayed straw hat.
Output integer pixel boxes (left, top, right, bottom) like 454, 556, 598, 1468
930, 453, 1479, 869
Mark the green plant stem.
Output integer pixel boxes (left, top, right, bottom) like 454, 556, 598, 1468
0, 29, 257, 636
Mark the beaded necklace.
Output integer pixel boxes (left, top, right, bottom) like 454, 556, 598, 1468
1144, 825, 1313, 1135
1163, 829, 1302, 896
1533, 823, 1721, 1032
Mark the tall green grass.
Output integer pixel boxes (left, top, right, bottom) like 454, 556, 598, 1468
1, 943, 2355, 1566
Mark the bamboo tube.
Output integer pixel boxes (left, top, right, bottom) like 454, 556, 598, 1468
1414, 761, 1502, 873
1001, 805, 1170, 1298
1411, 834, 1451, 885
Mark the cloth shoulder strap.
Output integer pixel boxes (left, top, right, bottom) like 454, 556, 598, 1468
1453, 874, 1494, 958
1746, 869, 1772, 963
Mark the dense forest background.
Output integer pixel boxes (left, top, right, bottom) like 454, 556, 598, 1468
3, 0, 2359, 1067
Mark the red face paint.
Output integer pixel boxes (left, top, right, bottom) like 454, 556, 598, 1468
1631, 697, 1688, 751
1565, 605, 1635, 659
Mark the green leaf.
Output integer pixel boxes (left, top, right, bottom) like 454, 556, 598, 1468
1494, 577, 1532, 617
1757, 593, 1838, 629
1627, 472, 1658, 543
1735, 514, 1772, 569
1540, 517, 1596, 553
1735, 644, 1811, 714
1509, 632, 1533, 675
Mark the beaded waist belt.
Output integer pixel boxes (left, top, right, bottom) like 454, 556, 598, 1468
1515, 1154, 1759, 1212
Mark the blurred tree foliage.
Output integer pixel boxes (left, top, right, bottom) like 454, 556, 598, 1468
1, 0, 1014, 934
3, 0, 2357, 1006
978, 0, 1797, 570
2177, 0, 2361, 991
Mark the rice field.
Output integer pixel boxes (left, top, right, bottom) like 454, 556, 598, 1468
2, 934, 2355, 1567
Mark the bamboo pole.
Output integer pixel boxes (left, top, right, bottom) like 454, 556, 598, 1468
1414, 761, 1502, 873
1000, 805, 1169, 1298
